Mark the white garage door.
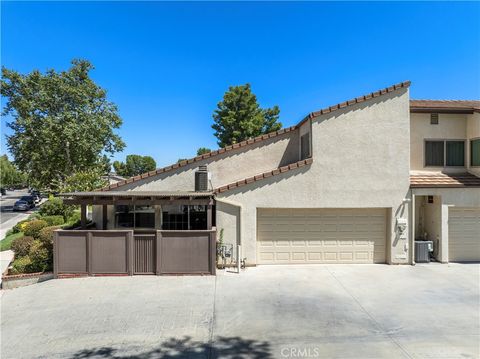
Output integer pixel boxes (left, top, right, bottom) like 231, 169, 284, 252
257, 208, 387, 264
449, 208, 480, 262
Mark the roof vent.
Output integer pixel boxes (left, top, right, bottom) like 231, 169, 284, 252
195, 165, 209, 192
430, 113, 439, 125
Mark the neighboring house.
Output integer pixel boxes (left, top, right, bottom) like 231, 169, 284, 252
101, 173, 126, 185
57, 81, 480, 277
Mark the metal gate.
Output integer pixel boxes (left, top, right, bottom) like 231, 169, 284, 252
134, 234, 156, 274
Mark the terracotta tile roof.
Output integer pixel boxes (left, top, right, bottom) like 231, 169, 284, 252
101, 81, 410, 192
100, 126, 297, 191
410, 100, 480, 113
214, 158, 313, 194
410, 173, 480, 188
299, 81, 411, 124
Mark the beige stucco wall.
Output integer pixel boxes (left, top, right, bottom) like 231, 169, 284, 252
467, 113, 480, 176
217, 88, 412, 264
116, 130, 300, 192
410, 113, 468, 173
412, 187, 480, 207
411, 187, 480, 263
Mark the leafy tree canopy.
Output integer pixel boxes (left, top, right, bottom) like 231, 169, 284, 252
212, 84, 282, 148
0, 154, 27, 188
1, 59, 125, 191
113, 154, 156, 177
196, 147, 211, 156
61, 168, 108, 193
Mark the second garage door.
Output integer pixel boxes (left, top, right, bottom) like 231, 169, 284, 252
449, 208, 480, 262
257, 208, 387, 264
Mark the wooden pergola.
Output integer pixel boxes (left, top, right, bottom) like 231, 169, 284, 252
59, 191, 215, 229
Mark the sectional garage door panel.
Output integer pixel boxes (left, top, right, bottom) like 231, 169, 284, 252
449, 208, 480, 262
257, 208, 387, 264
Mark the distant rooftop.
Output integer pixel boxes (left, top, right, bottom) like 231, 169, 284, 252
410, 100, 480, 113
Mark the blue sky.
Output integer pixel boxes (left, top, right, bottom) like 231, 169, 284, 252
2, 1, 479, 168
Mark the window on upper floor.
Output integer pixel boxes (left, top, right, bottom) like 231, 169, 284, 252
425, 140, 465, 167
300, 133, 311, 159
471, 139, 480, 167
430, 113, 439, 125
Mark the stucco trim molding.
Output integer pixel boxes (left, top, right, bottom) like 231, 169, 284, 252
214, 158, 313, 194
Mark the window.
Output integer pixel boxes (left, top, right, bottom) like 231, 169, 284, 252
430, 113, 439, 125
162, 205, 207, 230
300, 133, 311, 159
471, 139, 480, 166
115, 205, 155, 229
134, 205, 155, 228
446, 141, 465, 166
115, 205, 134, 228
425, 141, 444, 166
425, 140, 465, 167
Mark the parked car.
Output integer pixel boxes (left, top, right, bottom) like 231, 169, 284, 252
31, 192, 41, 204
0, 188, 6, 196
13, 200, 30, 211
20, 195, 35, 208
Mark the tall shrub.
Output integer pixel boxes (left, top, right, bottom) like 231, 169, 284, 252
38, 197, 73, 221
23, 220, 48, 239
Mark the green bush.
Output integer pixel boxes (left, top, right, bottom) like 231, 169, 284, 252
12, 219, 30, 234
28, 240, 51, 272
40, 215, 64, 226
11, 236, 35, 258
63, 211, 82, 229
38, 197, 73, 221
23, 219, 48, 239
38, 225, 61, 253
10, 256, 32, 275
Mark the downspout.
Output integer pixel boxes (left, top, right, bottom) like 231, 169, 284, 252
409, 189, 416, 265
215, 197, 243, 273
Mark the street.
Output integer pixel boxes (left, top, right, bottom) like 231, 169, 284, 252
0, 189, 34, 240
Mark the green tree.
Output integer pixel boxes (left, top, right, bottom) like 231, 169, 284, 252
212, 84, 282, 147
0, 154, 27, 188
113, 154, 156, 177
61, 168, 108, 192
196, 147, 212, 156
1, 59, 125, 191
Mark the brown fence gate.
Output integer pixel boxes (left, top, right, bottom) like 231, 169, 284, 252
134, 234, 156, 274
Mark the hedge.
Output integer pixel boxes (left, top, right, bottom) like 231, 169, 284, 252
40, 215, 64, 226
11, 236, 35, 258
23, 220, 48, 239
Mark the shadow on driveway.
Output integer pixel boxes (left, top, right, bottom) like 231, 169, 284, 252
69, 336, 272, 359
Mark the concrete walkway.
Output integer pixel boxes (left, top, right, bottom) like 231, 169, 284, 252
0, 250, 14, 281
1, 264, 479, 358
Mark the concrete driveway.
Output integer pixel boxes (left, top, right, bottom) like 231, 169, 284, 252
1, 264, 479, 359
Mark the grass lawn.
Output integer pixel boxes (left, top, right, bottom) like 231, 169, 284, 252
0, 232, 24, 251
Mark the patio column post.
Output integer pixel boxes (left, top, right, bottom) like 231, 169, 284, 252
81, 204, 87, 229
102, 205, 108, 230
207, 204, 212, 230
